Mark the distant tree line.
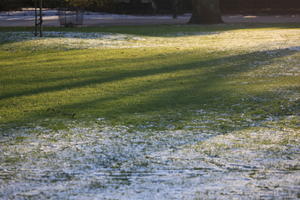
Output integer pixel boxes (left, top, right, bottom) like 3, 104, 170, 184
1, 0, 300, 14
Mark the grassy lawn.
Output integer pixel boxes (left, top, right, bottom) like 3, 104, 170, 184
1, 24, 299, 129
0, 24, 299, 199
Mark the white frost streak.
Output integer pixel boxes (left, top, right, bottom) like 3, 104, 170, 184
1, 29, 300, 51
0, 32, 147, 49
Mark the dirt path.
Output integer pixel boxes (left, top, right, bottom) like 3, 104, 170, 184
0, 13, 299, 27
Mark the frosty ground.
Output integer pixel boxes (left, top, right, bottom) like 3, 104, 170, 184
0, 25, 300, 199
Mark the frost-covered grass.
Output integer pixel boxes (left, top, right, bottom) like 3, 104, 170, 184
1, 119, 299, 199
0, 25, 300, 199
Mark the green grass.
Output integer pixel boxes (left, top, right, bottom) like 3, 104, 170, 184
0, 25, 299, 130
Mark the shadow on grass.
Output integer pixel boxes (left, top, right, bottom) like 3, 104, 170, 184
0, 48, 295, 101
1, 47, 298, 127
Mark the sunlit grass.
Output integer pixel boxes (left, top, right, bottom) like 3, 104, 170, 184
0, 25, 299, 130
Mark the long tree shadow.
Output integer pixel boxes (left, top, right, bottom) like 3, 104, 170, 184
46, 49, 298, 119
0, 48, 295, 101
2, 47, 298, 126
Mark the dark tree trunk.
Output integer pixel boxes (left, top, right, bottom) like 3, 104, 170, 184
189, 0, 223, 24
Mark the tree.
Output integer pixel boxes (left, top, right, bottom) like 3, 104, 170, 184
189, 0, 223, 24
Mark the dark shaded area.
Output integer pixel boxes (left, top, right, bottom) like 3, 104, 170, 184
114, 0, 300, 15
0, 0, 64, 11
1, 0, 300, 14
189, 0, 223, 24
221, 0, 300, 14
